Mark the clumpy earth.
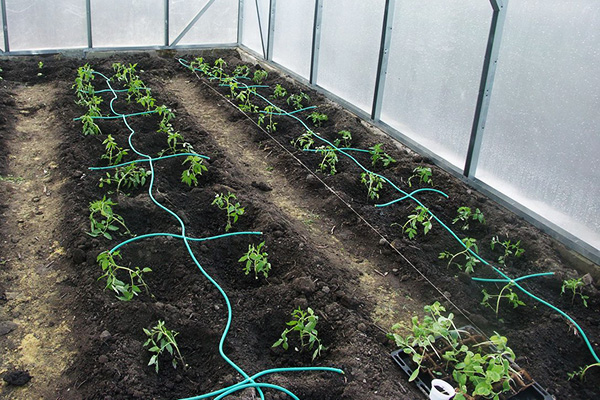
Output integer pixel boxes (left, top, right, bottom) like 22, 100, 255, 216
0, 49, 598, 399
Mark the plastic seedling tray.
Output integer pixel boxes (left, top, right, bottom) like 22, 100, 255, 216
390, 327, 553, 400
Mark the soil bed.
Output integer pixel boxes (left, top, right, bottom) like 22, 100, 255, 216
0, 50, 598, 399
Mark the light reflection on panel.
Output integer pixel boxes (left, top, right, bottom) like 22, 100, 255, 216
241, 0, 269, 57
380, 0, 491, 168
91, 0, 163, 48
169, 0, 237, 46
316, 0, 385, 112
6, 0, 86, 50
271, 0, 315, 79
476, 0, 600, 251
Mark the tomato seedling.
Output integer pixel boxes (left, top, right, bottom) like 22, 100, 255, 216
490, 236, 524, 265
273, 307, 326, 361
333, 130, 352, 148
97, 250, 151, 301
452, 206, 485, 231
287, 92, 310, 110
316, 146, 338, 175
369, 143, 396, 167
561, 277, 589, 307
401, 205, 433, 239
481, 282, 526, 315
439, 237, 480, 274
253, 69, 268, 84
238, 241, 271, 279
101, 135, 129, 166
361, 172, 384, 200
143, 320, 186, 373
181, 156, 207, 187
88, 196, 131, 239
212, 192, 245, 232
307, 112, 328, 127
408, 166, 433, 187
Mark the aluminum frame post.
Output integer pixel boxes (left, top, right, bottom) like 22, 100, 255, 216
237, 0, 244, 46
170, 0, 217, 47
266, 0, 276, 60
86, 0, 92, 48
164, 0, 169, 47
464, 0, 508, 177
371, 0, 396, 121
0, 0, 8, 52
309, 0, 323, 85
254, 0, 267, 59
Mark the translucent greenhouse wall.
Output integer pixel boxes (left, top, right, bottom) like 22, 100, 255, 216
475, 0, 600, 253
0, 0, 597, 260
5, 0, 86, 51
0, 0, 238, 53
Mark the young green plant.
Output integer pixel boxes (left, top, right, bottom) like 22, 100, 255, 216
88, 196, 131, 239
561, 277, 589, 307
287, 92, 310, 110
273, 307, 326, 361
481, 282, 526, 315
212, 192, 244, 232
333, 130, 352, 148
101, 135, 129, 166
307, 112, 328, 127
252, 69, 268, 84
238, 241, 271, 279
181, 156, 208, 187
369, 144, 396, 167
97, 250, 151, 301
490, 235, 525, 265
361, 172, 384, 200
143, 320, 186, 373
452, 206, 485, 231
438, 237, 480, 274
316, 146, 339, 175
408, 166, 433, 187
99, 163, 151, 194
400, 205, 433, 239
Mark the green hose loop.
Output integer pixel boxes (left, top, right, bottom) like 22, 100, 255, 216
180, 58, 600, 365
89, 152, 210, 171
472, 272, 555, 284
73, 109, 158, 121
180, 367, 344, 400
91, 70, 268, 400
213, 383, 298, 400
109, 231, 263, 254
90, 67, 347, 399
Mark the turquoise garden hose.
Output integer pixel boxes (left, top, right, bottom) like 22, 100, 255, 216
81, 69, 344, 399
179, 58, 599, 365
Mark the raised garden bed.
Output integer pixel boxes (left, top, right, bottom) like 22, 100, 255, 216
0, 50, 598, 399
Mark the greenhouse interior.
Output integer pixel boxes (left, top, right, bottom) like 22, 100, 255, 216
0, 1, 598, 399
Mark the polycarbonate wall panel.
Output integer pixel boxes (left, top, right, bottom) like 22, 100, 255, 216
91, 0, 163, 48
241, 0, 269, 56
380, 1, 491, 168
271, 0, 315, 79
5, 0, 86, 51
169, 0, 237, 46
316, 0, 385, 112
476, 1, 600, 252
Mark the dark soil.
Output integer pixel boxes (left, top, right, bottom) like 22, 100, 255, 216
0, 50, 598, 400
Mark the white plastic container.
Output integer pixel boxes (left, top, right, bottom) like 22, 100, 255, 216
428, 379, 456, 400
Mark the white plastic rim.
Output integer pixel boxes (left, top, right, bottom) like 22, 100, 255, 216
429, 379, 456, 400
